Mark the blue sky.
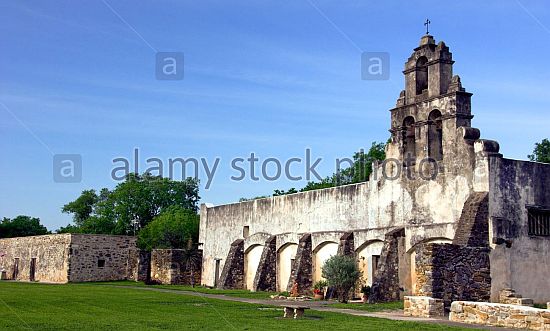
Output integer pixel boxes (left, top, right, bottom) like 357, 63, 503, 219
1, 0, 549, 231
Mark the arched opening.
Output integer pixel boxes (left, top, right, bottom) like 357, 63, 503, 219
277, 243, 298, 292
312, 241, 338, 283
355, 240, 384, 287
244, 244, 264, 291
403, 116, 416, 164
428, 110, 443, 161
415, 56, 428, 95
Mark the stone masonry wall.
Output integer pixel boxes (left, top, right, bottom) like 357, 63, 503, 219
150, 249, 202, 285
453, 192, 489, 247
404, 296, 444, 318
68, 234, 136, 282
171, 249, 202, 286
127, 249, 151, 282
337, 232, 355, 257
217, 239, 244, 289
0, 234, 71, 283
450, 301, 550, 330
369, 228, 405, 303
287, 233, 313, 295
252, 236, 276, 292
150, 249, 172, 284
415, 243, 491, 307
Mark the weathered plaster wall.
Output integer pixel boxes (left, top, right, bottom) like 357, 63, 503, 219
200, 165, 473, 286
0, 234, 71, 283
68, 234, 136, 282
488, 157, 550, 303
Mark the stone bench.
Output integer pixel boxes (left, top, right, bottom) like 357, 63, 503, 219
282, 305, 310, 319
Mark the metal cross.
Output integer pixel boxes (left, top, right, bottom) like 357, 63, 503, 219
424, 19, 431, 35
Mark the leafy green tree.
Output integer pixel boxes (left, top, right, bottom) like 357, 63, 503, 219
59, 173, 200, 235
137, 206, 199, 251
321, 255, 362, 303
0, 216, 50, 238
273, 188, 298, 196
62, 189, 99, 226
528, 138, 550, 163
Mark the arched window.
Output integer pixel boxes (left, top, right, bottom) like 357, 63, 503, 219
403, 116, 416, 164
415, 56, 428, 95
428, 110, 443, 161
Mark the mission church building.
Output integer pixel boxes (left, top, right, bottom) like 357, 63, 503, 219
199, 33, 550, 304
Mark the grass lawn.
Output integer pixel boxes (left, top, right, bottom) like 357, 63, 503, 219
89, 280, 277, 299
0, 282, 479, 330
329, 301, 404, 312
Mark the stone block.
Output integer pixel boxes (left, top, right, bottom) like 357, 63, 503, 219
450, 301, 550, 330
404, 296, 444, 318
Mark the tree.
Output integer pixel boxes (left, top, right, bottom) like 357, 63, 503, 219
61, 189, 98, 226
273, 188, 298, 196
0, 216, 50, 238
59, 173, 200, 235
528, 138, 550, 163
137, 206, 199, 251
321, 255, 362, 303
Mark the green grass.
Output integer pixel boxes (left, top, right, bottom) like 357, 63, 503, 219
0, 282, 479, 330
329, 301, 404, 312
89, 280, 277, 299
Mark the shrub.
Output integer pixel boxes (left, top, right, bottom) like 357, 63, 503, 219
137, 206, 199, 250
321, 255, 362, 303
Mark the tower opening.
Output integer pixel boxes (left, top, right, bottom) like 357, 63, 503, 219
415, 56, 428, 95
403, 116, 416, 164
428, 110, 443, 161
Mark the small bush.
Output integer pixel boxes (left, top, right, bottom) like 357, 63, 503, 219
321, 255, 362, 303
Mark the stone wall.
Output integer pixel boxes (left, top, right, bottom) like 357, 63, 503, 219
252, 236, 276, 292
150, 249, 202, 285
404, 296, 444, 318
449, 301, 550, 330
68, 234, 136, 282
369, 228, 405, 303
453, 192, 489, 247
337, 232, 355, 257
0, 234, 71, 283
127, 249, 151, 282
217, 239, 244, 289
287, 233, 313, 295
499, 288, 534, 306
415, 243, 491, 306
0, 234, 137, 283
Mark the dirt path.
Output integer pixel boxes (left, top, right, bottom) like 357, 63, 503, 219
106, 285, 513, 331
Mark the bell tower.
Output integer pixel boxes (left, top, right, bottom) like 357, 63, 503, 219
386, 34, 475, 169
